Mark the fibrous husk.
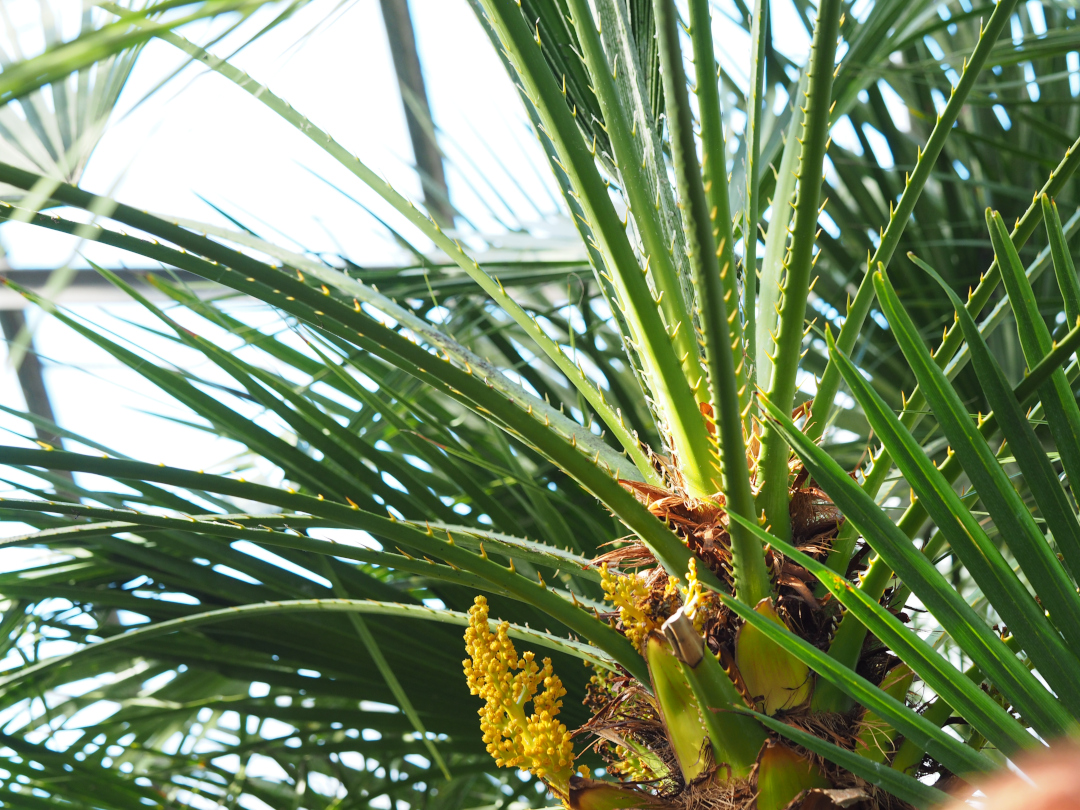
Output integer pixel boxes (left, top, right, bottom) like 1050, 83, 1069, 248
599, 478, 842, 652
577, 475, 919, 810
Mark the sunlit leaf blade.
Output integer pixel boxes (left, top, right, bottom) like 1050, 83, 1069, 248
873, 263, 1080, 696
706, 576, 997, 777
757, 393, 1074, 738
826, 316, 1080, 717
735, 709, 949, 810
727, 511, 1038, 756
1044, 195, 1080, 327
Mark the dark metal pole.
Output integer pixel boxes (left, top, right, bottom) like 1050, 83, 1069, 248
378, 0, 455, 227
0, 308, 74, 484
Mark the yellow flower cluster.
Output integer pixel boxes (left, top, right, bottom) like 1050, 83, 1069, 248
684, 557, 706, 633
599, 564, 659, 652
462, 596, 575, 795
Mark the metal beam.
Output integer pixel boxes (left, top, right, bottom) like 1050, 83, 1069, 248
0, 308, 73, 483
379, 0, 455, 227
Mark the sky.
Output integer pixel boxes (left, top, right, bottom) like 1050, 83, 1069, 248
0, 0, 913, 780
0, 0, 815, 268
0, 0, 815, 563
0, 0, 568, 565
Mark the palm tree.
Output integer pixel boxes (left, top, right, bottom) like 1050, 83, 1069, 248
1, 0, 1080, 808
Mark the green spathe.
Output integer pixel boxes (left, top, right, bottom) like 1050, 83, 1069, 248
645, 633, 710, 784
734, 598, 812, 715
755, 744, 830, 810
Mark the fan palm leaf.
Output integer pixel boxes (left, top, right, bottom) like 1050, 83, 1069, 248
2, 0, 1080, 808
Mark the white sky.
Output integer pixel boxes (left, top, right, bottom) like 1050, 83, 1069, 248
0, 0, 814, 560
0, 0, 813, 268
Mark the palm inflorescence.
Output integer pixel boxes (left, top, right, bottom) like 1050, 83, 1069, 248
2, 0, 1080, 809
